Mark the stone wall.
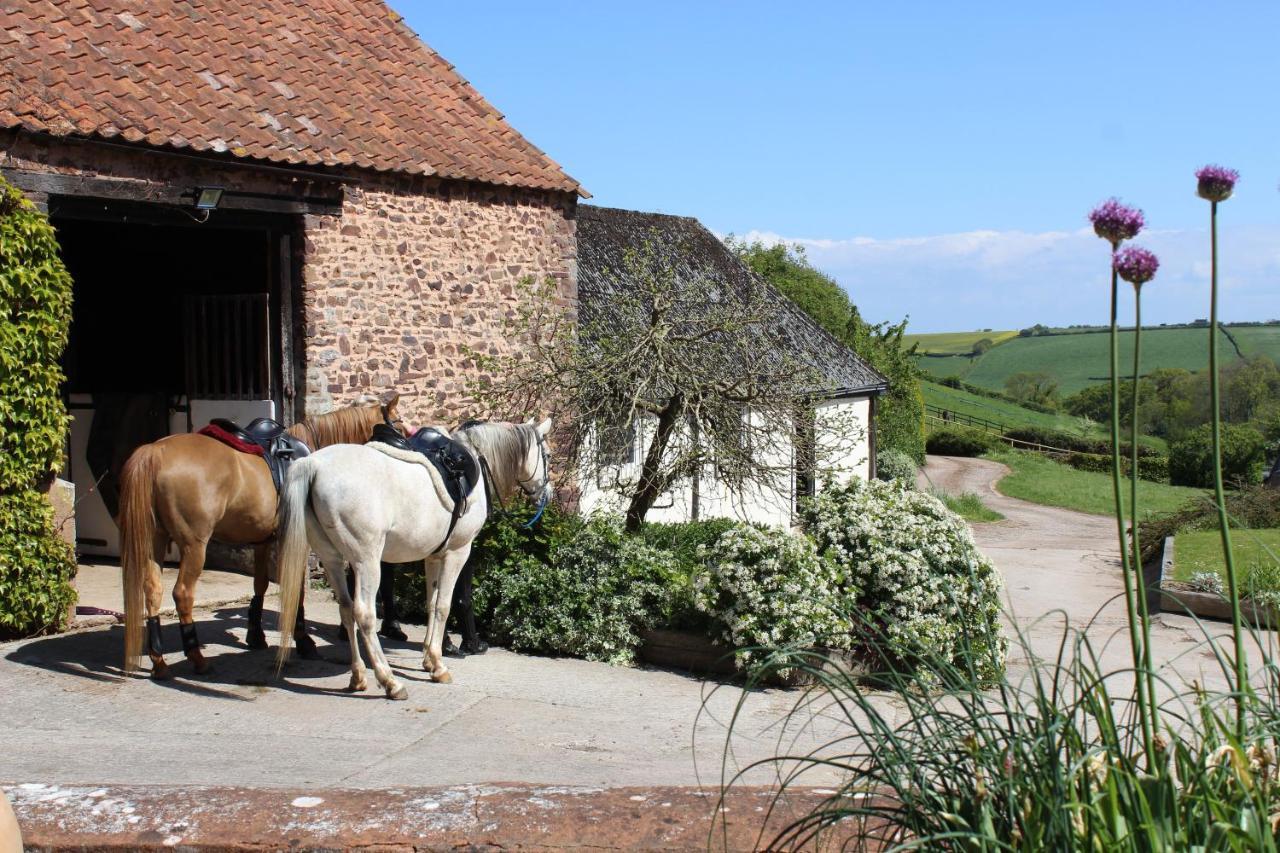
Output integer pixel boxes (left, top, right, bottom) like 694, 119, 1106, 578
2, 131, 579, 430
301, 174, 576, 427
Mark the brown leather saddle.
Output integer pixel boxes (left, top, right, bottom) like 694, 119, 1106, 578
208, 417, 311, 493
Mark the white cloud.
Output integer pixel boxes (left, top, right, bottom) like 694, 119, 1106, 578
730, 225, 1280, 332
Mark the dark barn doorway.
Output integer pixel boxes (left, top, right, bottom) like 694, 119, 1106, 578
50, 197, 298, 556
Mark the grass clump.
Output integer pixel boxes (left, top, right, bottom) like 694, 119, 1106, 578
932, 489, 1004, 522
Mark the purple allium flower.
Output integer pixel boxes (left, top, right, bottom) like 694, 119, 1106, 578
1113, 246, 1159, 288
1088, 198, 1145, 246
1196, 164, 1239, 202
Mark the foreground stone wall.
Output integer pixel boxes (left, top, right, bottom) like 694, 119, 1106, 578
302, 176, 577, 427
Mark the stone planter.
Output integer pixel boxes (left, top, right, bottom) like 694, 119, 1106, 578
1158, 536, 1279, 630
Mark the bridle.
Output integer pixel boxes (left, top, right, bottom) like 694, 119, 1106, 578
462, 420, 551, 529
516, 429, 551, 527
383, 407, 408, 434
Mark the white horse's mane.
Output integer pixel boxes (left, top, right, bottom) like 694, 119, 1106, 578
455, 421, 537, 497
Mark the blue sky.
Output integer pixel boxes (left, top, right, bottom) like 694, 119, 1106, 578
399, 2, 1280, 332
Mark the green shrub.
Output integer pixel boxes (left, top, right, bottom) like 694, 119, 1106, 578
636, 517, 739, 574
477, 515, 676, 664
925, 427, 995, 457
875, 448, 918, 484
0, 179, 72, 492
800, 478, 1007, 683
1169, 423, 1267, 487
390, 499, 582, 625
0, 489, 76, 639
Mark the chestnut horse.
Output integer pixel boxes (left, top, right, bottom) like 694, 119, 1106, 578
117, 392, 405, 678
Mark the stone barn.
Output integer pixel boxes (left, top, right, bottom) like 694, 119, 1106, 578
0, 0, 582, 555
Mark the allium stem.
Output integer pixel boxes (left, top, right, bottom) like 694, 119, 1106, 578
1129, 291, 1160, 744
1108, 258, 1153, 762
1208, 199, 1249, 738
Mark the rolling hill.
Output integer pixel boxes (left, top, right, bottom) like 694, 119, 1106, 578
904, 329, 1019, 355
914, 324, 1280, 396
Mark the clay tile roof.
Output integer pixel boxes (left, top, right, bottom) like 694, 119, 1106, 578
577, 205, 889, 396
0, 0, 583, 194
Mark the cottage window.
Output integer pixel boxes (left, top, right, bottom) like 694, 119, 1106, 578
597, 415, 636, 466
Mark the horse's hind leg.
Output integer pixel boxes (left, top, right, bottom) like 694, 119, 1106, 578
322, 557, 366, 692
353, 560, 407, 700
172, 538, 210, 674
246, 544, 271, 650
144, 533, 170, 680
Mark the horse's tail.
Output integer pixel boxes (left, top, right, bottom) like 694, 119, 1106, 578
275, 456, 317, 674
119, 443, 161, 672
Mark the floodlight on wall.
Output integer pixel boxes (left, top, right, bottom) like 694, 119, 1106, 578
193, 186, 224, 211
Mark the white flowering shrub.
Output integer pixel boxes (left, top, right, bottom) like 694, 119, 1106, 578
801, 477, 1007, 683
692, 524, 849, 667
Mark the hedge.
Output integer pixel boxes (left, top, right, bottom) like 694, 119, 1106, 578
1062, 451, 1169, 483
926, 427, 996, 457
0, 179, 73, 492
0, 177, 77, 638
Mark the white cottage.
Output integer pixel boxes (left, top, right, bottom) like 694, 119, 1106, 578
575, 205, 888, 528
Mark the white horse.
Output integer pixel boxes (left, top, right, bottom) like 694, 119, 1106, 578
274, 418, 552, 699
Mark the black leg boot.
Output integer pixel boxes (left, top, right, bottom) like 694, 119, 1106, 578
379, 561, 407, 642
246, 594, 268, 650
456, 565, 487, 655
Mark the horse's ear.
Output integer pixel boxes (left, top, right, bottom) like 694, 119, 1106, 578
379, 390, 400, 411
536, 417, 552, 437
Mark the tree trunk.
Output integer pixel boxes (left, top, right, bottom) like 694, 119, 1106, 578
624, 395, 683, 533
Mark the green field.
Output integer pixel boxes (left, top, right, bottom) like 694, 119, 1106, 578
922, 381, 1168, 450
988, 448, 1206, 520
915, 324, 1280, 396
1172, 529, 1280, 592
1231, 325, 1280, 360
904, 329, 1018, 355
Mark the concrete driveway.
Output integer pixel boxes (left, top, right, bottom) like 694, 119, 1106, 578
4, 456, 1269, 847
918, 454, 1273, 696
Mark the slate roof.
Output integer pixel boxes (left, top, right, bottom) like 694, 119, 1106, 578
0, 0, 581, 194
576, 205, 888, 396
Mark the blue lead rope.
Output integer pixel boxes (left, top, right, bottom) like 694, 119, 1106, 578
523, 490, 548, 528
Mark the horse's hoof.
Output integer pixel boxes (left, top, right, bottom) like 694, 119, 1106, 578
246, 629, 268, 650
443, 643, 465, 659
387, 683, 409, 701
461, 639, 489, 656
151, 662, 171, 681
191, 657, 211, 676
432, 670, 453, 685
295, 636, 320, 660
379, 621, 408, 642
348, 677, 367, 693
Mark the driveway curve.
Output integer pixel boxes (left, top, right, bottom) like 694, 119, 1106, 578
917, 454, 1263, 693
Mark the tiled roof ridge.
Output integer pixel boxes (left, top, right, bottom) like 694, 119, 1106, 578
0, 0, 583, 195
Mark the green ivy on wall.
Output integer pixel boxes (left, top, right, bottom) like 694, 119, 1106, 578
0, 177, 77, 638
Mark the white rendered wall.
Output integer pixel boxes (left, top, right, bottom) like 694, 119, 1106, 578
577, 394, 874, 527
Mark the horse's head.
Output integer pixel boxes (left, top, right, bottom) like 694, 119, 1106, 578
379, 390, 408, 436
518, 417, 554, 506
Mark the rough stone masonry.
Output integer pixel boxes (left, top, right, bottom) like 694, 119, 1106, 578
302, 174, 577, 427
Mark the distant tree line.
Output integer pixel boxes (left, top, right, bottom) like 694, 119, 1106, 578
726, 239, 926, 463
